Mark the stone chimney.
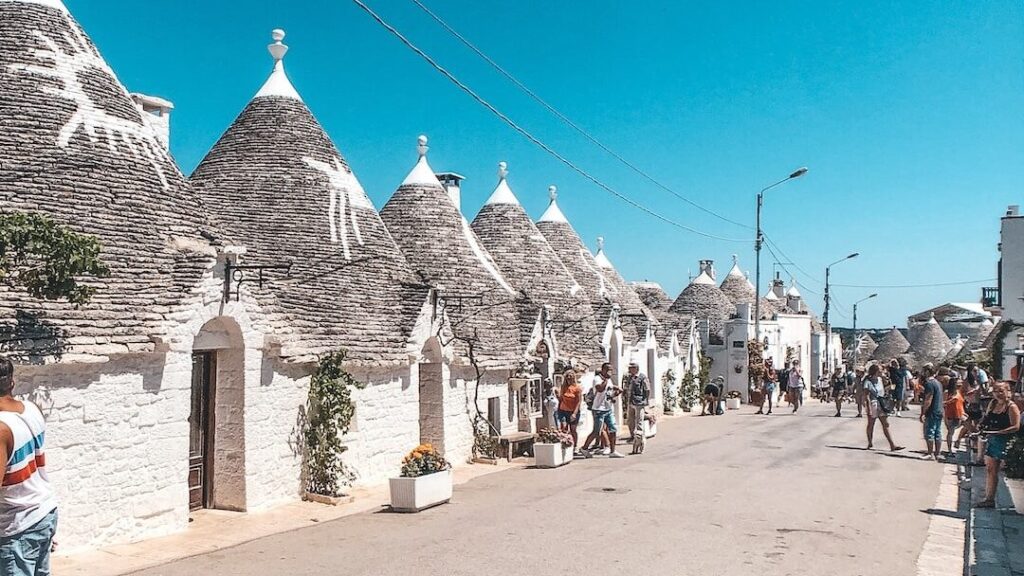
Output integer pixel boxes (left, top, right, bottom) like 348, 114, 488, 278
1008, 205, 1020, 217
699, 259, 716, 281
130, 93, 173, 150
436, 172, 465, 212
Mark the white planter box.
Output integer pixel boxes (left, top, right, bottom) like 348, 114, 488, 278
643, 420, 657, 438
534, 443, 573, 468
389, 469, 452, 513
726, 398, 741, 410
1006, 477, 1024, 515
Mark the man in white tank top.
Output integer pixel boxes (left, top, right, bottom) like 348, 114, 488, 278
0, 356, 58, 576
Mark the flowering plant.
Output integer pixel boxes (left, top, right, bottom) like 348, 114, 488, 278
400, 444, 451, 478
536, 427, 574, 447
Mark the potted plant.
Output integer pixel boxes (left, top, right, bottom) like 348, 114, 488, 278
1003, 434, 1024, 514
534, 427, 574, 468
661, 369, 678, 415
678, 370, 700, 413
389, 444, 453, 512
725, 390, 742, 410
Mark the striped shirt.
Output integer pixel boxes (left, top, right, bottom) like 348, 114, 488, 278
1, 401, 57, 537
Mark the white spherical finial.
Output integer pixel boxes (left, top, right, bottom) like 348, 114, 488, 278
597, 236, 605, 251
498, 161, 508, 180
268, 29, 289, 62
417, 135, 428, 158
548, 185, 557, 202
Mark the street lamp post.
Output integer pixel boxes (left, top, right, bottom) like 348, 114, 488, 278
851, 293, 878, 369
824, 252, 859, 376
754, 167, 808, 343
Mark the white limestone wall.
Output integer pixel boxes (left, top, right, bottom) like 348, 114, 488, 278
344, 366, 420, 487
1000, 214, 1024, 324
241, 357, 309, 510
14, 352, 192, 553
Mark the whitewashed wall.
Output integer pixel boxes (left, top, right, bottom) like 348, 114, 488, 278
14, 353, 192, 552
344, 365, 420, 487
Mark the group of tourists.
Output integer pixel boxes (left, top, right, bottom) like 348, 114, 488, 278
752, 358, 807, 415
550, 361, 652, 459
753, 354, 1023, 507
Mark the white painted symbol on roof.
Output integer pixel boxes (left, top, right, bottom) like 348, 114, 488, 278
9, 22, 171, 189
304, 156, 371, 259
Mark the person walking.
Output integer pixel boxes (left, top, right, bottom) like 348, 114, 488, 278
778, 361, 790, 406
943, 374, 966, 457
556, 370, 583, 451
888, 358, 910, 417
832, 366, 847, 417
581, 363, 624, 458
758, 358, 777, 415
864, 363, 905, 452
623, 362, 650, 443
919, 364, 944, 460
975, 381, 1021, 508
853, 366, 867, 417
788, 360, 805, 413
0, 357, 58, 576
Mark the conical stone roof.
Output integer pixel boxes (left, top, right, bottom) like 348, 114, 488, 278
871, 327, 911, 362
191, 31, 429, 364
909, 313, 953, 366
669, 267, 734, 338
590, 237, 664, 345
470, 177, 602, 365
536, 193, 618, 331
380, 139, 523, 369
719, 255, 756, 306
631, 282, 673, 313
0, 0, 219, 359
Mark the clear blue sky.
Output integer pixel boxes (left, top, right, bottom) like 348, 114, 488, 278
67, 0, 1024, 329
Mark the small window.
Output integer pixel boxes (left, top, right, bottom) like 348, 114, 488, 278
733, 340, 745, 349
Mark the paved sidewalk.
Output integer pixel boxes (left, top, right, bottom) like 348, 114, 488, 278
52, 458, 524, 576
963, 452, 1023, 576
916, 462, 968, 576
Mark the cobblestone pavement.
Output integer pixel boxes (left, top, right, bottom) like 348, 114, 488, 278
132, 402, 952, 576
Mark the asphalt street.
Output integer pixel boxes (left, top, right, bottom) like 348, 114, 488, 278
133, 400, 947, 576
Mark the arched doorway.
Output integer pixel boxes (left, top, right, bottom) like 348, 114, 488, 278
418, 336, 446, 452
190, 316, 247, 512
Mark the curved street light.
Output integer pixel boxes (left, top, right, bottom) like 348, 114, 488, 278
824, 252, 860, 375
851, 293, 879, 369
754, 167, 809, 342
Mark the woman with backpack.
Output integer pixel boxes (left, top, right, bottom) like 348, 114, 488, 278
864, 363, 905, 452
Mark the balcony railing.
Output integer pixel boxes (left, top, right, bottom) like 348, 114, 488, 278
982, 286, 1000, 308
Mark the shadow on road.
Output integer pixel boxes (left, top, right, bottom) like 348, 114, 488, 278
920, 507, 964, 520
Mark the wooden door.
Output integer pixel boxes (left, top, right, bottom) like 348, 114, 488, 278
188, 352, 215, 511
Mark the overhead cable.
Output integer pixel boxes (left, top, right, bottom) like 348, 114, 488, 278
832, 278, 997, 289
351, 0, 749, 243
409, 0, 751, 230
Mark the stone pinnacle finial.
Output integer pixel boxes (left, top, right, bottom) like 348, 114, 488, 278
498, 161, 508, 180
548, 185, 557, 203
597, 236, 605, 251
269, 29, 289, 62
417, 135, 428, 158
732, 254, 738, 265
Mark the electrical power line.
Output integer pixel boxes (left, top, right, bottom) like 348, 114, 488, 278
832, 278, 996, 289
351, 0, 749, 243
409, 0, 751, 231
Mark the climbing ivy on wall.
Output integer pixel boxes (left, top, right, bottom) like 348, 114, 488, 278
0, 211, 109, 304
990, 321, 1019, 380
305, 350, 366, 497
